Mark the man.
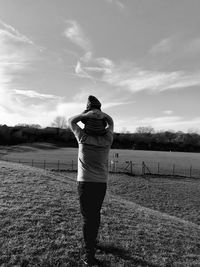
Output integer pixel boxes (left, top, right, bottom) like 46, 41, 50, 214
68, 96, 114, 266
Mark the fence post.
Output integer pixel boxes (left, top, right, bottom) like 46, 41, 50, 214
114, 161, 117, 172
130, 161, 133, 175
32, 159, 34, 167
158, 163, 160, 175
72, 160, 74, 171
57, 160, 60, 171
142, 161, 145, 176
19, 159, 21, 164
172, 164, 175, 176
44, 160, 46, 170
190, 165, 192, 178
111, 160, 115, 172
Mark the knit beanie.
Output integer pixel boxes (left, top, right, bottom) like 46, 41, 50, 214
86, 95, 101, 111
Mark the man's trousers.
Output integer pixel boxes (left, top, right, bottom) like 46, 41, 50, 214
77, 181, 107, 256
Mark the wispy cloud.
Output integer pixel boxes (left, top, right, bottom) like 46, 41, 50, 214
116, 115, 200, 133
64, 21, 114, 81
0, 19, 41, 78
75, 61, 96, 83
0, 97, 85, 127
150, 36, 200, 59
139, 116, 200, 132
13, 89, 61, 100
150, 38, 173, 54
69, 30, 200, 93
0, 23, 32, 111
0, 20, 95, 126
102, 65, 200, 93
103, 101, 131, 109
72, 45, 200, 92
66, 28, 200, 92
64, 20, 92, 52
163, 110, 173, 115
183, 37, 200, 55
104, 0, 125, 9
0, 20, 59, 125
74, 53, 114, 81
0, 19, 34, 45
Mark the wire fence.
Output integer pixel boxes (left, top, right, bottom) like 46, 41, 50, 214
2, 157, 200, 179
111, 160, 200, 178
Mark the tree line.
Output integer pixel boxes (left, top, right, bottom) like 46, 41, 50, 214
0, 123, 200, 152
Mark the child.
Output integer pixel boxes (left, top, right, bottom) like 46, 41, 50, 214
81, 95, 107, 136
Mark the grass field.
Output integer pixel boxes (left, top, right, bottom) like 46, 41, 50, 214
1, 143, 200, 167
1, 160, 200, 266
1, 143, 200, 177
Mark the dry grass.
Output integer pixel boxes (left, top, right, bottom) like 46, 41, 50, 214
107, 174, 200, 225
1, 162, 200, 266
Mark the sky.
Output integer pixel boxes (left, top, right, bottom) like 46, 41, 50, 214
0, 0, 200, 133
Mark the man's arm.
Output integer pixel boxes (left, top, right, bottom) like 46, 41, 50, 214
68, 114, 85, 133
68, 110, 114, 133
103, 113, 114, 133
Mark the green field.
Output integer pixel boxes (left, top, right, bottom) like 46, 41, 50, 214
1, 143, 200, 177
1, 161, 200, 266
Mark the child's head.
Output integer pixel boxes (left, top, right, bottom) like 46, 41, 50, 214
86, 95, 101, 111
82, 95, 107, 136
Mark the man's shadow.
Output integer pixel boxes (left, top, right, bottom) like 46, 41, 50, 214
97, 243, 160, 267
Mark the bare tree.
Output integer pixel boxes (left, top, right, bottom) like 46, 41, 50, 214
51, 116, 68, 129
15, 123, 41, 129
135, 126, 155, 134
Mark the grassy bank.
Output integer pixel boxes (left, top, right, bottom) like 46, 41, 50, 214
62, 171, 200, 226
0, 162, 200, 266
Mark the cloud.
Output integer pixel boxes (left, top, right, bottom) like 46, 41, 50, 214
0, 20, 59, 125
0, 84, 85, 126
0, 31, 35, 71
183, 37, 200, 55
68, 32, 200, 92
117, 115, 200, 133
13, 89, 61, 100
64, 20, 92, 51
0, 21, 36, 81
102, 65, 200, 93
103, 101, 131, 109
104, 0, 125, 9
73, 44, 200, 92
74, 53, 114, 81
0, 98, 85, 127
149, 36, 200, 72
75, 61, 96, 82
96, 57, 114, 68
71, 32, 200, 93
63, 21, 114, 81
0, 19, 40, 79
151, 36, 200, 57
163, 110, 173, 115
139, 116, 200, 132
0, 20, 116, 127
0, 87, 62, 116
0, 19, 34, 45
150, 38, 173, 54
141, 116, 182, 126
